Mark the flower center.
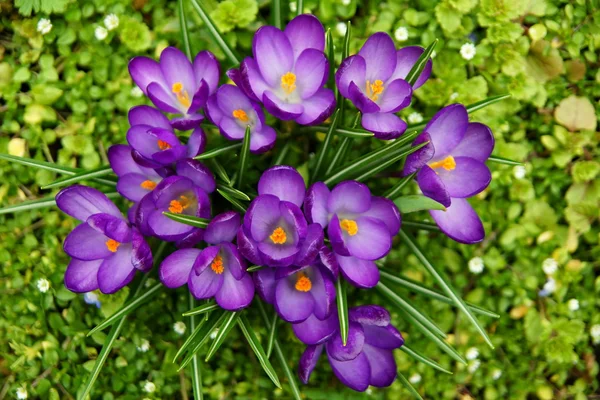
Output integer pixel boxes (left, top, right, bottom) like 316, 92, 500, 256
294, 272, 312, 292
168, 195, 192, 214
211, 255, 224, 274
171, 82, 191, 108
232, 109, 249, 122
105, 239, 120, 252
365, 80, 384, 101
340, 219, 358, 236
429, 155, 456, 171
157, 140, 171, 150
269, 226, 287, 244
281, 72, 297, 94
140, 180, 157, 190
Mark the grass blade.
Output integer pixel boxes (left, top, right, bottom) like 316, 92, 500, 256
335, 278, 349, 346
216, 183, 251, 201
238, 315, 282, 388
338, 21, 351, 122
465, 94, 511, 114
266, 310, 278, 358
194, 143, 242, 160
326, 29, 335, 90
394, 195, 446, 214
183, 300, 219, 317
384, 172, 416, 200
401, 345, 452, 374
209, 159, 231, 185
236, 126, 251, 189
189, 0, 240, 66
217, 188, 248, 212
273, 141, 291, 166
405, 39, 437, 87
312, 109, 339, 183
303, 126, 373, 138
188, 294, 204, 400
178, 310, 227, 370
399, 230, 494, 348
246, 265, 263, 272
0, 192, 117, 215
488, 155, 523, 166
173, 317, 208, 362
271, 0, 282, 29
163, 212, 210, 228
178, 0, 192, 59
353, 141, 429, 183
325, 137, 350, 177
397, 371, 424, 400
295, 0, 303, 16
401, 220, 441, 232
41, 166, 116, 189
205, 311, 240, 361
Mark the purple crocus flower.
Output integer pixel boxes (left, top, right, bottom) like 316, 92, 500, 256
129, 47, 220, 130
237, 166, 323, 267
160, 212, 255, 310
206, 84, 276, 154
304, 181, 401, 288
335, 33, 432, 139
108, 144, 163, 202
239, 14, 335, 125
56, 185, 152, 294
127, 105, 206, 168
403, 104, 494, 244
298, 305, 404, 392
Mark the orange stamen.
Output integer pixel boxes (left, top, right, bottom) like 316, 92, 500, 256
211, 255, 224, 274
140, 180, 157, 190
105, 239, 120, 252
365, 80, 384, 101
281, 72, 297, 94
340, 219, 358, 236
270, 226, 287, 244
168, 195, 191, 214
429, 155, 457, 171
171, 81, 191, 108
157, 140, 171, 150
295, 272, 312, 292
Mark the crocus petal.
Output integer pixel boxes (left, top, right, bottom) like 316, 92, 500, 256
327, 322, 365, 361
275, 278, 315, 322
247, 194, 283, 241
327, 352, 371, 392
416, 165, 451, 208
295, 49, 328, 100
328, 181, 371, 214
253, 268, 277, 303
258, 165, 306, 207
450, 122, 495, 162
363, 197, 401, 235
294, 223, 324, 267
188, 79, 210, 115
328, 215, 350, 256
117, 173, 157, 202
436, 157, 491, 198
377, 79, 412, 114
216, 84, 255, 116
336, 254, 380, 289
107, 144, 141, 177
361, 112, 407, 140
187, 127, 207, 158
97, 246, 136, 294
146, 82, 180, 114
175, 159, 216, 194
358, 32, 397, 82
250, 125, 277, 154
128, 105, 171, 130
430, 197, 485, 244
403, 132, 434, 175
193, 50, 220, 94
425, 104, 468, 158
128, 56, 167, 94
215, 271, 254, 311
263, 90, 304, 120
240, 57, 270, 101
204, 211, 240, 245
253, 26, 294, 87
160, 47, 196, 96
126, 125, 176, 160
298, 344, 324, 384
237, 227, 263, 266
362, 344, 397, 387
135, 192, 155, 236
56, 185, 122, 222
335, 55, 366, 99
388, 46, 432, 89
86, 213, 131, 244
363, 324, 404, 349
171, 114, 205, 131
175, 228, 205, 249
189, 262, 224, 299
64, 223, 113, 260
305, 182, 330, 228
295, 88, 336, 126
148, 210, 194, 241
284, 14, 325, 58
226, 68, 242, 87
64, 259, 102, 292
310, 265, 335, 320
159, 248, 200, 288
131, 229, 153, 272
293, 312, 338, 345
348, 304, 391, 326
348, 81, 380, 114
318, 246, 339, 280
220, 242, 246, 280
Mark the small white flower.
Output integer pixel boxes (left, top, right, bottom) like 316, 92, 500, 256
394, 27, 409, 42
449, 92, 459, 101
466, 347, 479, 360
468, 257, 484, 274
210, 328, 219, 340
37, 278, 50, 293
16, 387, 28, 399
341, 0, 351, 5
137, 339, 150, 352
143, 381, 156, 393
467, 359, 481, 373
335, 22, 347, 37
407, 112, 423, 124
542, 278, 556, 294
131, 86, 144, 98
84, 292, 101, 308
542, 258, 558, 275
408, 373, 421, 384
289, 1, 297, 12
365, 387, 373, 395
567, 298, 579, 311
492, 369, 502, 380
460, 43, 477, 61
104, 14, 120, 31
513, 165, 526, 180
431, 50, 437, 58
173, 321, 186, 335
37, 18, 53, 35
95, 26, 108, 41
591, 324, 600, 344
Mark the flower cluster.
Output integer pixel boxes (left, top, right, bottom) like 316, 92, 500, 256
55, 13, 497, 393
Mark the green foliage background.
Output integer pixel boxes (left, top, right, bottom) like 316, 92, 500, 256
1, 0, 599, 398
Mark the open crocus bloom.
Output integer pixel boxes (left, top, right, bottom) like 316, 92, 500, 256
298, 305, 404, 392
206, 84, 276, 154
129, 47, 220, 130
336, 33, 432, 139
127, 105, 206, 168
108, 144, 163, 202
160, 212, 255, 310
238, 166, 323, 267
239, 14, 335, 125
403, 104, 494, 244
136, 176, 211, 241
56, 185, 152, 294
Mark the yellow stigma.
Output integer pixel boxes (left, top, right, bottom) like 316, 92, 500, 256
171, 81, 191, 108
105, 239, 120, 253
340, 219, 358, 236
429, 155, 457, 171
168, 195, 191, 214
140, 180, 157, 190
270, 226, 287, 244
211, 255, 224, 274
157, 140, 171, 151
365, 80, 384, 101
232, 109, 249, 122
295, 272, 312, 292
281, 72, 297, 94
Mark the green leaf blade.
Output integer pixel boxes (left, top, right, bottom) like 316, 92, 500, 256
405, 39, 437, 87
238, 315, 282, 388
335, 278, 349, 346
194, 143, 242, 160
204, 311, 240, 361
312, 109, 339, 183
236, 126, 251, 190
163, 212, 210, 228
394, 195, 446, 214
